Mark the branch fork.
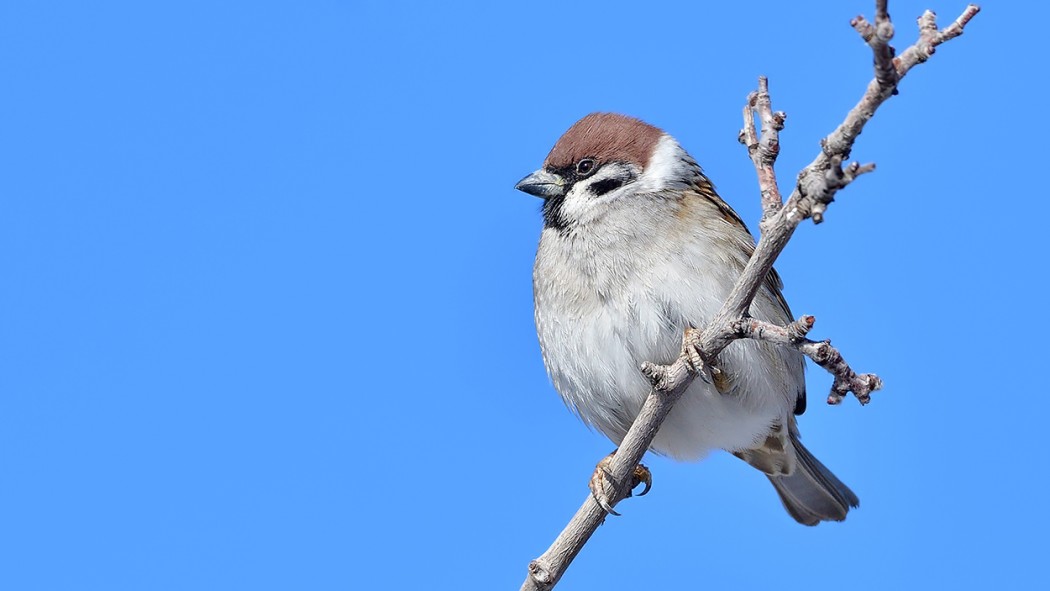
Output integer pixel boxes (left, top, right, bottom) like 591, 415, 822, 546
521, 3, 979, 589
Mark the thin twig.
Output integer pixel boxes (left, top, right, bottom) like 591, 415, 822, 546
732, 316, 883, 405
852, 0, 900, 91
738, 76, 787, 225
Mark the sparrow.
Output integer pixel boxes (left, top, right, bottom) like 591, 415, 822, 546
515, 113, 858, 525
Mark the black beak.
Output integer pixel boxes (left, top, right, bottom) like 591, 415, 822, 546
514, 169, 566, 199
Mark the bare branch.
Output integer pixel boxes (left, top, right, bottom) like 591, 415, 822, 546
852, 0, 900, 91
797, 3, 980, 225
739, 76, 787, 225
732, 316, 884, 405
521, 3, 979, 589
893, 4, 980, 69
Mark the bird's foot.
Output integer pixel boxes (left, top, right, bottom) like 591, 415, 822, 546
589, 451, 652, 516
682, 327, 708, 378
640, 327, 722, 391
683, 327, 729, 391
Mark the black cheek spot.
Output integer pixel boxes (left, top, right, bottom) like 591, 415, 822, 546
590, 178, 625, 196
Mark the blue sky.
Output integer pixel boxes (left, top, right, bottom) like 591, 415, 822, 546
2, 1, 1045, 589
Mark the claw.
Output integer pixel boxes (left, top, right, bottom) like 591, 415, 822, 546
682, 328, 712, 383
589, 452, 653, 516
592, 490, 621, 516
633, 464, 652, 497
591, 458, 621, 515
589, 454, 620, 515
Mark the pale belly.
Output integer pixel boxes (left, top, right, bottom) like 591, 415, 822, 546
535, 282, 792, 461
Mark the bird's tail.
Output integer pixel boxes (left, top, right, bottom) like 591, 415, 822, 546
766, 432, 859, 526
735, 423, 859, 526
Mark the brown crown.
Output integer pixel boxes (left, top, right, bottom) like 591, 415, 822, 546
543, 113, 665, 171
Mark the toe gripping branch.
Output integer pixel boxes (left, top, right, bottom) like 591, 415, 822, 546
589, 452, 652, 516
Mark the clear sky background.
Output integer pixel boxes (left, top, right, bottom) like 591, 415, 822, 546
2, 1, 1045, 589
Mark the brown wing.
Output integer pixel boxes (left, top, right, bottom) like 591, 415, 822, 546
689, 173, 806, 415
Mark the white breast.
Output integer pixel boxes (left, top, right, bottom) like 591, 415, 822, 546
532, 195, 801, 461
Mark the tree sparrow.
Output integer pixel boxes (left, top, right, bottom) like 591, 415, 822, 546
515, 113, 858, 525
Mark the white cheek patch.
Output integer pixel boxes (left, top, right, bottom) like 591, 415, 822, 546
557, 184, 596, 225
636, 134, 693, 194
558, 163, 642, 225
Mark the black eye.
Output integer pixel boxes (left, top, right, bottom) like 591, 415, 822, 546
576, 159, 596, 177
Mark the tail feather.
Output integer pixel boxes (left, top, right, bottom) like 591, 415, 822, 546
767, 434, 859, 526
